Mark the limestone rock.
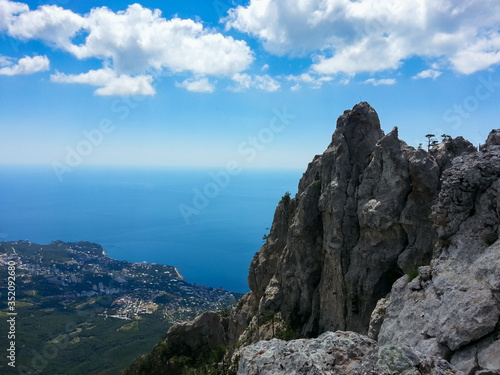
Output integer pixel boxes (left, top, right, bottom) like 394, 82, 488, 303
478, 339, 500, 371
245, 102, 453, 340
450, 345, 478, 375
166, 311, 229, 353
431, 136, 477, 170
481, 129, 500, 148
368, 297, 390, 339
378, 133, 500, 373
236, 331, 462, 375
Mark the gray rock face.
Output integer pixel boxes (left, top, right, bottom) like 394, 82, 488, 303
481, 129, 500, 149
478, 338, 500, 371
236, 331, 462, 375
377, 134, 500, 374
244, 102, 472, 339
166, 310, 229, 352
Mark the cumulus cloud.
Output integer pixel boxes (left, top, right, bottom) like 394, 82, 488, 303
254, 74, 280, 91
51, 68, 155, 96
231, 73, 280, 91
226, 0, 500, 75
412, 69, 442, 80
4, 1, 85, 51
68, 5, 253, 76
231, 73, 253, 91
288, 73, 315, 83
1, 1, 253, 94
363, 78, 396, 86
0, 55, 49, 75
175, 77, 215, 93
0, 0, 28, 31
286, 73, 333, 89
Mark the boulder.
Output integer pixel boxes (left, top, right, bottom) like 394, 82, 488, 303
236, 331, 462, 375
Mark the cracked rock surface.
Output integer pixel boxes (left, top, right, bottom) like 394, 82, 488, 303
377, 137, 500, 374
237, 331, 462, 375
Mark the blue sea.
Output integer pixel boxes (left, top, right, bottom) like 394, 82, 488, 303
0, 165, 303, 293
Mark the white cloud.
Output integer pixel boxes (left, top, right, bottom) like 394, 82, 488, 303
0, 55, 49, 75
254, 74, 280, 91
226, 0, 500, 75
0, 56, 11, 66
70, 6, 253, 76
288, 73, 314, 83
231, 73, 280, 91
0, 0, 28, 31
230, 71, 330, 91
286, 72, 332, 88
1, 1, 253, 94
175, 77, 215, 93
363, 78, 396, 86
313, 37, 405, 74
412, 69, 442, 80
51, 68, 155, 96
3, 1, 85, 51
319, 76, 333, 82
231, 73, 253, 91
449, 32, 500, 74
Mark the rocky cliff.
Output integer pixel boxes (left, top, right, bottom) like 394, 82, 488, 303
126, 103, 499, 375
376, 130, 500, 374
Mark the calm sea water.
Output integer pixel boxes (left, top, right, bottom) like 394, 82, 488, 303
0, 165, 302, 292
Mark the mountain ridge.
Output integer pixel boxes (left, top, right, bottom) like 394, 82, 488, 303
126, 102, 500, 375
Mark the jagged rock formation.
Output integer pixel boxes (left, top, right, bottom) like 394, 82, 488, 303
237, 331, 461, 375
375, 134, 500, 374
244, 102, 475, 339
126, 103, 500, 375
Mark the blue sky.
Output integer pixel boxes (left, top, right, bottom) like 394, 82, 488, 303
1, 0, 500, 173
